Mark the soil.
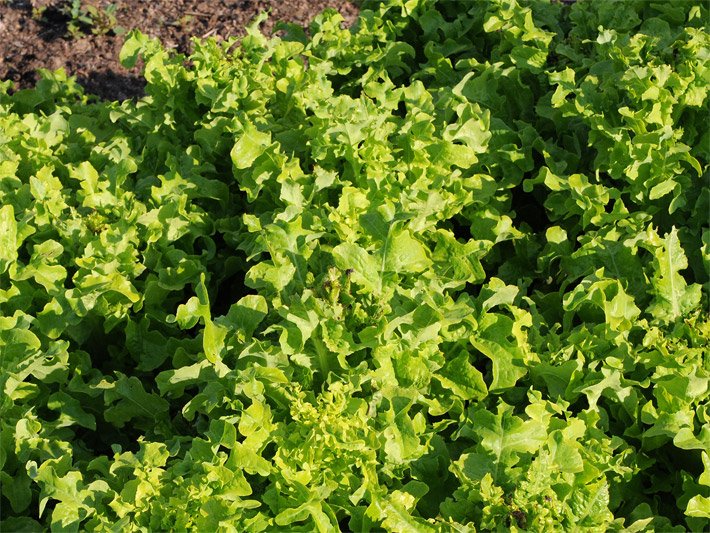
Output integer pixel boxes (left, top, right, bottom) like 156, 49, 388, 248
0, 0, 360, 101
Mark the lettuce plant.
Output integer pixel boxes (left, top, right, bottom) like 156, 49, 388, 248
0, 0, 708, 531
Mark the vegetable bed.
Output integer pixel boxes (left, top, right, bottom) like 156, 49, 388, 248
1, 0, 708, 531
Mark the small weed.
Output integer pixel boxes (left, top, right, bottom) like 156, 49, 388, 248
169, 14, 194, 29
60, 0, 125, 38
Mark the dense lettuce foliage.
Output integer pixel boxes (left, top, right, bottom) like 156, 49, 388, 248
1, 0, 708, 530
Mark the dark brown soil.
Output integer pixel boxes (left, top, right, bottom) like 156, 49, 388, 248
0, 0, 359, 100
